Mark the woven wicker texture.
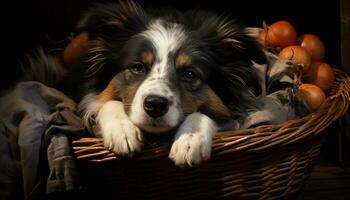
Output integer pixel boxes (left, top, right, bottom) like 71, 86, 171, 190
72, 69, 350, 199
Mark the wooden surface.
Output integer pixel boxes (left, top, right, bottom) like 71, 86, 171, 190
296, 156, 350, 200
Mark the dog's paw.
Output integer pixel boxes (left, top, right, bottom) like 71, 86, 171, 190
169, 131, 212, 166
98, 101, 143, 156
101, 117, 143, 155
168, 113, 217, 167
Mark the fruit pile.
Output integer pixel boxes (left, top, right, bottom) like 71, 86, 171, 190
258, 20, 335, 112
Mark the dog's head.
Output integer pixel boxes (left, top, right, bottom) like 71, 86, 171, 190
78, 1, 267, 134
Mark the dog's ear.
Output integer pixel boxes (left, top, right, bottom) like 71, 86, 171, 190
215, 17, 267, 65
76, 0, 147, 34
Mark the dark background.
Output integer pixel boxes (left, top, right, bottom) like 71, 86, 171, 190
9, 0, 341, 90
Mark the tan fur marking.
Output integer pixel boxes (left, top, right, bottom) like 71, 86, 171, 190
121, 84, 140, 114
176, 54, 191, 69
203, 89, 232, 119
99, 78, 118, 103
142, 51, 154, 66
181, 85, 231, 119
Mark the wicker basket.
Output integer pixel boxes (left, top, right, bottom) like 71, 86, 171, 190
72, 69, 350, 200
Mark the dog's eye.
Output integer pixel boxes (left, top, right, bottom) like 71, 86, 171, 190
130, 62, 145, 74
183, 70, 197, 81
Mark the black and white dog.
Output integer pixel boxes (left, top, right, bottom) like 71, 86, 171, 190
74, 1, 268, 166
25, 1, 270, 166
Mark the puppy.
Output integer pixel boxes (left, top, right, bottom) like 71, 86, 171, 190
24, 1, 268, 166
72, 1, 267, 166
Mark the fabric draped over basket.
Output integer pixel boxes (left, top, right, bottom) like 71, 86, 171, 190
0, 82, 85, 199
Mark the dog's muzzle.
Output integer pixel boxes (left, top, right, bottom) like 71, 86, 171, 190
143, 95, 169, 118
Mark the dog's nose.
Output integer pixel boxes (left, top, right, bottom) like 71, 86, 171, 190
143, 95, 169, 118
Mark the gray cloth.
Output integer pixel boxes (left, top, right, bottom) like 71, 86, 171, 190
46, 134, 81, 193
221, 48, 308, 130
0, 81, 85, 200
242, 51, 305, 128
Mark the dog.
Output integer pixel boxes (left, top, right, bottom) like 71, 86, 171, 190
21, 0, 268, 166
74, 0, 269, 166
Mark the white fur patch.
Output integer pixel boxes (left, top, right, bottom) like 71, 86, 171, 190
78, 93, 104, 132
97, 100, 143, 155
129, 79, 181, 133
141, 20, 186, 75
129, 20, 186, 133
169, 113, 218, 166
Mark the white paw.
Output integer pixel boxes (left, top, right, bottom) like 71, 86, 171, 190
169, 131, 212, 166
169, 113, 217, 166
101, 117, 143, 155
98, 101, 143, 156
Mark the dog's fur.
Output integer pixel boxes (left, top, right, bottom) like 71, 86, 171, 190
21, 1, 268, 166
